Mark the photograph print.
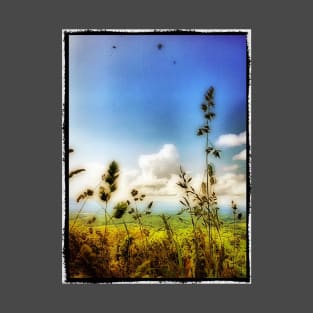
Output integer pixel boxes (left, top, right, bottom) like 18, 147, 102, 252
62, 29, 251, 284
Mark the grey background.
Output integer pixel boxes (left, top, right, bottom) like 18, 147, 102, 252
1, 0, 312, 312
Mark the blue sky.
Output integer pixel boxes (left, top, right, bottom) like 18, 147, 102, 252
68, 32, 249, 211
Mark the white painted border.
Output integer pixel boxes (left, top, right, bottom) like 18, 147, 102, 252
247, 29, 252, 285
62, 28, 251, 34
61, 29, 252, 285
62, 30, 67, 284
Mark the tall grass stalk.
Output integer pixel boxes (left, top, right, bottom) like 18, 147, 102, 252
177, 86, 225, 277
128, 189, 152, 256
160, 214, 184, 277
231, 200, 239, 269
70, 189, 94, 231
112, 201, 131, 275
99, 161, 119, 234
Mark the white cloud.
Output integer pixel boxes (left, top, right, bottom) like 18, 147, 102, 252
67, 144, 247, 210
68, 144, 182, 204
138, 144, 180, 178
131, 144, 180, 198
222, 164, 239, 172
120, 144, 247, 207
233, 149, 246, 161
214, 172, 246, 207
216, 131, 246, 147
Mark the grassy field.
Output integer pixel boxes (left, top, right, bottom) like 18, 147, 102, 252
67, 211, 248, 280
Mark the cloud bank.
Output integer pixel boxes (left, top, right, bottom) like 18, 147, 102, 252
68, 143, 246, 210
216, 131, 246, 147
215, 172, 246, 207
138, 144, 180, 179
125, 144, 181, 199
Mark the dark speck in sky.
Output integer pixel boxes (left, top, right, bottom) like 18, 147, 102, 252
112, 45, 116, 49
157, 43, 163, 50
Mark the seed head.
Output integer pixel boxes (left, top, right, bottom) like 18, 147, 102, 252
113, 202, 128, 219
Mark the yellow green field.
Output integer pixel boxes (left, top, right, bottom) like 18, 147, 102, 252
68, 212, 247, 279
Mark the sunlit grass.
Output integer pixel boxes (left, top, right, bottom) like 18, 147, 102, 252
68, 212, 247, 279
